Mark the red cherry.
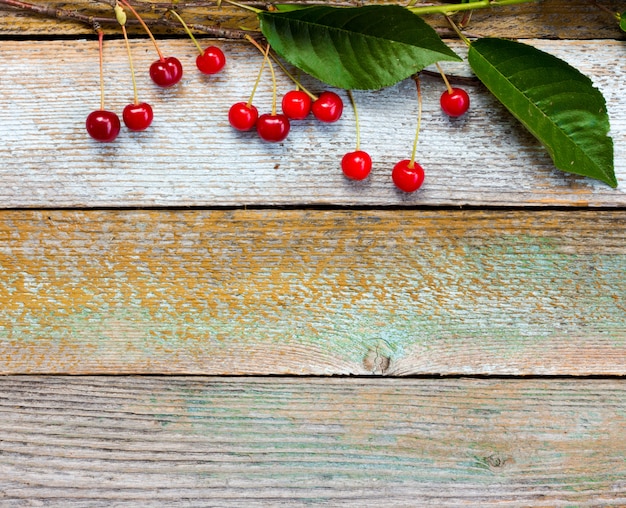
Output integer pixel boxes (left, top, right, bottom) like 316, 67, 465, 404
341, 151, 372, 181
150, 56, 183, 87
123, 102, 154, 131
281, 90, 312, 120
440, 87, 470, 117
86, 110, 121, 142
228, 102, 259, 131
312, 91, 343, 123
196, 46, 226, 75
256, 114, 290, 142
391, 159, 425, 192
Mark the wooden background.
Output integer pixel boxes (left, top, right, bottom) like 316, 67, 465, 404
0, 0, 625, 505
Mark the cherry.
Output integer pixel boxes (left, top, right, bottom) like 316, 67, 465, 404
440, 87, 470, 117
229, 102, 259, 131
281, 90, 312, 120
256, 113, 290, 142
196, 46, 226, 75
150, 56, 183, 87
123, 102, 153, 131
86, 110, 121, 142
392, 159, 425, 193
312, 91, 343, 123
341, 151, 372, 181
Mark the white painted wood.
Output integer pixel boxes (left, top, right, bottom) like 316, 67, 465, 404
0, 39, 623, 207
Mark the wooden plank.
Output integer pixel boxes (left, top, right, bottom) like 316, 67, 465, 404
0, 0, 624, 39
0, 38, 624, 207
0, 376, 625, 506
1, 208, 624, 375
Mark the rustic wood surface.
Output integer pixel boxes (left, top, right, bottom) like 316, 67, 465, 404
0, 38, 624, 207
0, 0, 624, 39
0, 1, 624, 505
1, 376, 625, 507
1, 209, 624, 375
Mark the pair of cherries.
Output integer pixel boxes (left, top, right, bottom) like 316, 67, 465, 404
341, 86, 470, 192
86, 102, 154, 142
228, 90, 344, 142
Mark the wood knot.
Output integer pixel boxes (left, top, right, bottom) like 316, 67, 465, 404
363, 340, 393, 375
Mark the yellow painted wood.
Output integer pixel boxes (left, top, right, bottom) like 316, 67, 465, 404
1, 209, 624, 375
0, 39, 624, 207
0, 0, 624, 39
1, 376, 625, 506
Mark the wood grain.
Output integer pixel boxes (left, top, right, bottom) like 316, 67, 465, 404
0, 376, 625, 507
0, 39, 624, 208
0, 0, 624, 39
1, 208, 624, 376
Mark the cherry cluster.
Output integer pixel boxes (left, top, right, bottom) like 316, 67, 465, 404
85, 1, 471, 194
228, 90, 344, 142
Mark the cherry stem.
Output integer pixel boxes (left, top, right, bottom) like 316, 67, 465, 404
121, 24, 140, 105
244, 35, 270, 107
270, 55, 318, 101
97, 29, 105, 111
445, 15, 472, 46
221, 0, 262, 14
407, 0, 538, 15
168, 9, 204, 55
436, 62, 454, 95
119, 0, 165, 61
347, 90, 361, 151
245, 35, 277, 114
409, 75, 423, 168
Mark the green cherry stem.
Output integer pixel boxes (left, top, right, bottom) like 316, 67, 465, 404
445, 15, 472, 46
167, 9, 203, 55
221, 0, 262, 14
121, 24, 139, 105
347, 90, 361, 151
244, 35, 270, 108
245, 35, 278, 114
119, 0, 165, 61
435, 62, 454, 94
409, 75, 423, 168
407, 0, 538, 16
97, 29, 105, 111
270, 55, 318, 101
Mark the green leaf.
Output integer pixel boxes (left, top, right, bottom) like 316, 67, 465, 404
468, 38, 616, 187
257, 5, 461, 90
620, 12, 626, 33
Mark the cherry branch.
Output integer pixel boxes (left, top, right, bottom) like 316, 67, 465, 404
0, 0, 251, 38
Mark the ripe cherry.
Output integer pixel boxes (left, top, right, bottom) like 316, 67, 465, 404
229, 102, 259, 131
440, 87, 470, 117
282, 90, 312, 120
341, 151, 372, 181
196, 46, 226, 75
392, 159, 425, 193
256, 113, 290, 142
150, 56, 183, 87
123, 102, 154, 131
86, 110, 121, 142
312, 91, 343, 123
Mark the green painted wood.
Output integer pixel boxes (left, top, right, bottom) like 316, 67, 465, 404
0, 376, 624, 506
1, 209, 624, 375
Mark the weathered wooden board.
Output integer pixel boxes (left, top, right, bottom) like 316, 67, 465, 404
0, 39, 624, 207
1, 376, 624, 506
1, 209, 624, 375
0, 0, 624, 39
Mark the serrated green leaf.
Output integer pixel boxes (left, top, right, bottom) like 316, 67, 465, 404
257, 5, 461, 90
468, 38, 616, 187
